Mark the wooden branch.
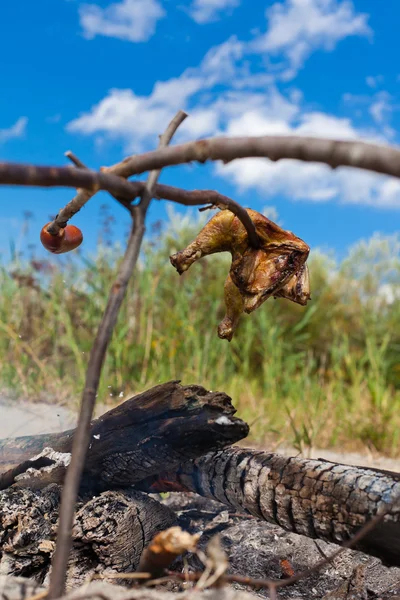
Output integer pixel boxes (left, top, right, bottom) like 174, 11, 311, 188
47, 112, 187, 599
0, 382, 248, 491
0, 162, 140, 201
48, 218, 143, 597
0, 163, 260, 249
106, 134, 400, 182
64, 150, 132, 212
138, 446, 400, 567
59, 114, 187, 228
139, 110, 187, 213
47, 110, 186, 235
154, 184, 260, 248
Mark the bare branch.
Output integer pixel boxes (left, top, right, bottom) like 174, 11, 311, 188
45, 111, 186, 236
105, 134, 400, 181
154, 183, 260, 247
64, 150, 87, 169
0, 162, 260, 248
65, 150, 132, 212
0, 162, 139, 200
47, 111, 186, 599
139, 110, 187, 213
47, 218, 145, 599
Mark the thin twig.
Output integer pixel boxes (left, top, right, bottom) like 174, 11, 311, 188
0, 163, 260, 248
154, 183, 260, 247
65, 150, 87, 169
51, 113, 188, 234
161, 507, 396, 596
47, 110, 186, 599
105, 134, 400, 181
139, 110, 188, 213
65, 150, 131, 211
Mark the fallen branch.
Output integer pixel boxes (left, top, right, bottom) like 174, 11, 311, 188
138, 446, 400, 567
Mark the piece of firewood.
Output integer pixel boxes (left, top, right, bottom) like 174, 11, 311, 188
0, 382, 248, 491
0, 485, 175, 587
138, 447, 400, 567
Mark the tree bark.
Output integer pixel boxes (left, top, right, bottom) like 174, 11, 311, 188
0, 382, 249, 491
138, 447, 400, 567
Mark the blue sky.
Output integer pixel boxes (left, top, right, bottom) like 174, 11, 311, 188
1, 0, 400, 263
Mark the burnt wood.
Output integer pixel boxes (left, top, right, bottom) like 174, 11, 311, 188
138, 447, 400, 567
0, 485, 176, 587
0, 381, 249, 491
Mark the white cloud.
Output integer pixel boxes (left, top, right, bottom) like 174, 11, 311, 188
188, 0, 240, 24
366, 74, 383, 88
369, 91, 393, 124
67, 2, 400, 210
0, 117, 28, 144
67, 79, 300, 152
79, 0, 165, 42
67, 37, 247, 150
198, 36, 244, 84
253, 0, 371, 79
178, 109, 219, 138
216, 109, 400, 208
343, 90, 396, 139
67, 74, 204, 151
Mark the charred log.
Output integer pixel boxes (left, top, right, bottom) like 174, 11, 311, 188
0, 382, 249, 491
0, 485, 175, 587
138, 447, 400, 567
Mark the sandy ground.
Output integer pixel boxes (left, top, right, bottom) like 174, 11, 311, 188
1, 394, 400, 472
0, 396, 77, 438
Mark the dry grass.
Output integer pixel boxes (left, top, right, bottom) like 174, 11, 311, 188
1, 208, 399, 456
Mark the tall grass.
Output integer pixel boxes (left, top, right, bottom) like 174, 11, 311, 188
0, 209, 399, 456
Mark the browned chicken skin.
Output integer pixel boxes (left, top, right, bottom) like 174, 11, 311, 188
170, 209, 311, 341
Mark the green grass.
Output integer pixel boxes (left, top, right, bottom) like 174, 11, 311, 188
1, 210, 399, 456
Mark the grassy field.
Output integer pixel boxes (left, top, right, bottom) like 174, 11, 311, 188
1, 209, 399, 456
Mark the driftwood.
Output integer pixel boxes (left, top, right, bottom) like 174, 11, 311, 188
0, 381, 248, 491
138, 447, 400, 567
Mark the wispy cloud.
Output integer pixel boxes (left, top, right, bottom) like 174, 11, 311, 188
366, 74, 384, 88
67, 0, 400, 209
369, 91, 393, 125
79, 0, 165, 42
187, 0, 240, 24
67, 36, 245, 150
0, 117, 28, 144
252, 0, 371, 80
216, 109, 400, 208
